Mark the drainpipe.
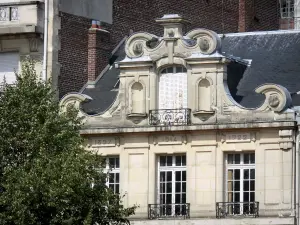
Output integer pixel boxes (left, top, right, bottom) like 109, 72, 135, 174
42, 0, 49, 81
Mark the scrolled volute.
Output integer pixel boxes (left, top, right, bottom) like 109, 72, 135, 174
125, 32, 159, 58
255, 84, 292, 112
185, 28, 221, 54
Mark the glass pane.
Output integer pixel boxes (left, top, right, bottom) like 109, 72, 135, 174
175, 194, 181, 203
250, 181, 255, 191
228, 169, 233, 180
160, 183, 165, 193
234, 169, 240, 180
160, 194, 165, 204
161, 69, 166, 74
228, 192, 233, 202
167, 67, 173, 73
167, 171, 172, 182
109, 158, 115, 168
166, 194, 172, 204
234, 154, 240, 164
250, 192, 255, 201
250, 153, 255, 164
116, 184, 119, 193
175, 182, 181, 193
250, 169, 255, 179
182, 194, 186, 203
228, 154, 233, 164
244, 169, 249, 179
182, 155, 186, 166
116, 173, 119, 183
116, 157, 120, 168
244, 192, 249, 202
234, 181, 240, 191
228, 181, 233, 191
182, 67, 187, 72
160, 172, 165, 182
109, 184, 114, 190
160, 156, 166, 166
167, 182, 172, 193
182, 182, 186, 192
175, 171, 181, 181
176, 156, 182, 166
167, 156, 172, 166
182, 171, 186, 181
244, 181, 249, 191
234, 192, 240, 202
109, 174, 114, 183
244, 154, 249, 164
176, 66, 182, 73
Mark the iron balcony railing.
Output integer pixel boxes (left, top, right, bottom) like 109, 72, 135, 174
216, 202, 259, 218
149, 108, 191, 126
148, 203, 190, 219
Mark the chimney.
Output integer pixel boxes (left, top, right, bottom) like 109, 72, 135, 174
88, 20, 110, 82
238, 0, 246, 32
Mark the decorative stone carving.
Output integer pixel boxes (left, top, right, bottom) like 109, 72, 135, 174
255, 84, 292, 112
60, 93, 92, 113
279, 129, 293, 150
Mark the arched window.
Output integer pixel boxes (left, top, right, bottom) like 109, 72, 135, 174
131, 82, 145, 114
198, 79, 211, 111
159, 66, 187, 109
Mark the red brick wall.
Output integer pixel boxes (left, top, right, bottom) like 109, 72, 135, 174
58, 0, 280, 97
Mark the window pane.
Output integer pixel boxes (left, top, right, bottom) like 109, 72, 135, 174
116, 173, 119, 183
175, 182, 181, 193
182, 155, 186, 166
250, 169, 255, 179
182, 171, 186, 181
175, 171, 181, 181
228, 169, 233, 180
234, 192, 240, 202
176, 156, 182, 166
244, 169, 249, 179
167, 156, 172, 166
175, 194, 181, 203
244, 192, 249, 202
182, 182, 186, 192
109, 174, 114, 183
182, 194, 186, 203
161, 69, 166, 74
160, 183, 165, 193
182, 67, 187, 72
160, 194, 165, 204
228, 154, 233, 164
116, 184, 119, 194
244, 181, 249, 191
167, 171, 172, 182
250, 153, 255, 164
228, 181, 233, 191
167, 182, 172, 193
167, 67, 173, 73
160, 172, 166, 182
109, 184, 114, 190
234, 169, 240, 180
160, 156, 166, 166
166, 194, 172, 204
176, 66, 182, 73
250, 192, 255, 201
228, 192, 233, 202
250, 181, 255, 191
116, 157, 120, 168
234, 181, 240, 191
109, 158, 115, 168
244, 154, 249, 164
234, 154, 240, 164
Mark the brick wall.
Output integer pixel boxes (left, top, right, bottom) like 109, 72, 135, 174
58, 0, 280, 97
58, 12, 91, 98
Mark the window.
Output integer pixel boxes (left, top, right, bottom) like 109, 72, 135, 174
104, 156, 120, 194
157, 155, 187, 216
159, 66, 187, 110
226, 153, 255, 215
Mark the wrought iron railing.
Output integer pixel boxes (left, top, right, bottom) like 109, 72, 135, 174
216, 202, 259, 218
148, 203, 190, 219
149, 108, 191, 126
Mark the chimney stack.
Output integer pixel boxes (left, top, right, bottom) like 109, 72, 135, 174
88, 20, 110, 82
238, 0, 246, 32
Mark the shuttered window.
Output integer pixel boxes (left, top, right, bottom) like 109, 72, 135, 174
0, 52, 19, 85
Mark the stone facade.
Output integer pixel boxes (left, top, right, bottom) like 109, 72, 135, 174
60, 15, 297, 225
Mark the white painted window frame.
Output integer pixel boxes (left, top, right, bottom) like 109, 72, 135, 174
104, 156, 120, 194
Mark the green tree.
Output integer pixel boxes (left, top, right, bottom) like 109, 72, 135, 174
0, 61, 136, 224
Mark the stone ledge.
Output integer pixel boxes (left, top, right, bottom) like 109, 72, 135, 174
80, 121, 296, 135
130, 217, 294, 225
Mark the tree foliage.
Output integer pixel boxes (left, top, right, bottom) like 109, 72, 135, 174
0, 61, 136, 224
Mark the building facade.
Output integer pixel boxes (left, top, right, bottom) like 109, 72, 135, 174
60, 15, 300, 225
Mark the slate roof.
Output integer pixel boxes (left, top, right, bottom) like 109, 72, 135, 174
80, 30, 300, 115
